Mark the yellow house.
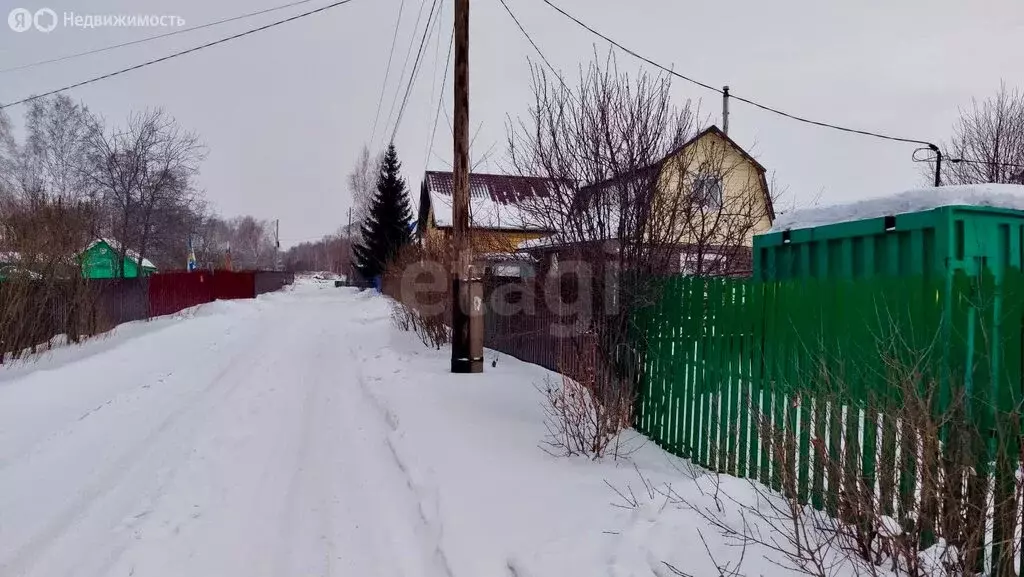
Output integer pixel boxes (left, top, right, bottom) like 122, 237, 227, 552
417, 171, 557, 255
523, 125, 775, 277
653, 125, 775, 247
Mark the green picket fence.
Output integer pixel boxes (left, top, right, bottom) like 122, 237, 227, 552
633, 269, 1024, 575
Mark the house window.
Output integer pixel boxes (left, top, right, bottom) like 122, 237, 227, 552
680, 252, 725, 276
694, 173, 724, 209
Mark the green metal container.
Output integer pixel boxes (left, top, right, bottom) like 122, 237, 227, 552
753, 205, 1024, 281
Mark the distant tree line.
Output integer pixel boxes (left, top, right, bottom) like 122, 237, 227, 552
0, 95, 280, 274
282, 234, 353, 276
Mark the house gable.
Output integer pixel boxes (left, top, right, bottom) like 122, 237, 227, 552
653, 127, 774, 246
538, 125, 773, 252
80, 239, 158, 279
658, 126, 773, 217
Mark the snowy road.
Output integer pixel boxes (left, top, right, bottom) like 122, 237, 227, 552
0, 286, 453, 577
0, 280, 856, 577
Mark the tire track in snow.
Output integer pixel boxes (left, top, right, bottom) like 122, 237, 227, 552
270, 325, 334, 577
0, 309, 257, 473
350, 343, 455, 577
96, 306, 334, 577
0, 314, 280, 576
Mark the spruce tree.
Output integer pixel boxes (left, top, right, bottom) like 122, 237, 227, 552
353, 144, 414, 281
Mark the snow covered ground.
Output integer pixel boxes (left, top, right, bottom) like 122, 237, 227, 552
0, 279, 876, 576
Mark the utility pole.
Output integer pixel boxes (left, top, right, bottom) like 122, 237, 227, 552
274, 219, 282, 271
722, 86, 730, 135
451, 0, 483, 374
930, 144, 943, 187
346, 207, 354, 280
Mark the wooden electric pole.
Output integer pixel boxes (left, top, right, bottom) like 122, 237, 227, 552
451, 0, 483, 373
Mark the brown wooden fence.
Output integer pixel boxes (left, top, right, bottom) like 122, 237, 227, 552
255, 271, 295, 295
1, 271, 294, 362
483, 277, 608, 384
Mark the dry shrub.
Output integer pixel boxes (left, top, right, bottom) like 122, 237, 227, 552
540, 336, 634, 459
1, 198, 98, 363
382, 242, 452, 350
798, 353, 1011, 577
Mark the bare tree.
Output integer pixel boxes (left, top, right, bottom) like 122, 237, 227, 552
0, 100, 100, 358
0, 109, 22, 201
506, 54, 775, 439
347, 144, 383, 236
86, 109, 206, 275
191, 212, 232, 269
133, 111, 205, 271
23, 95, 99, 203
940, 82, 1024, 185
0, 96, 102, 263
229, 215, 276, 270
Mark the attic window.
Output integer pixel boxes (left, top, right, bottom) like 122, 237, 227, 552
681, 252, 725, 276
694, 173, 724, 209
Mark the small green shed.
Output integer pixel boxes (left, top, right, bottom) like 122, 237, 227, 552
753, 184, 1024, 282
80, 239, 158, 279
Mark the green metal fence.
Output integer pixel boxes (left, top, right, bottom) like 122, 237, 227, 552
634, 269, 1024, 574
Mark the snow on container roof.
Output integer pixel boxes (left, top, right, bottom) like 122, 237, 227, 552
770, 184, 1024, 233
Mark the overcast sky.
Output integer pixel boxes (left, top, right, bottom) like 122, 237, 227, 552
1, 0, 1022, 247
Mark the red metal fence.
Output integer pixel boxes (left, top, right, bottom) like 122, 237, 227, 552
148, 271, 296, 317
213, 271, 255, 301
148, 271, 214, 317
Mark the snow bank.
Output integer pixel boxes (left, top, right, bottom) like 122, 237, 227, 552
357, 298, 882, 577
0, 285, 885, 576
770, 183, 1024, 232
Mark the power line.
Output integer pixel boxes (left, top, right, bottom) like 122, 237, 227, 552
424, 29, 455, 172
538, 0, 936, 148
912, 149, 1024, 171
369, 0, 408, 148
0, 0, 360, 110
381, 0, 433, 142
497, 0, 571, 95
948, 157, 1024, 170
390, 0, 443, 142
0, 0, 321, 75
425, 0, 446, 119
390, 0, 443, 141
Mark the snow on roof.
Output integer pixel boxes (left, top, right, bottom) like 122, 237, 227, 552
476, 251, 537, 262
0, 265, 42, 280
517, 236, 559, 251
425, 172, 558, 231
86, 238, 157, 270
769, 184, 1024, 233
